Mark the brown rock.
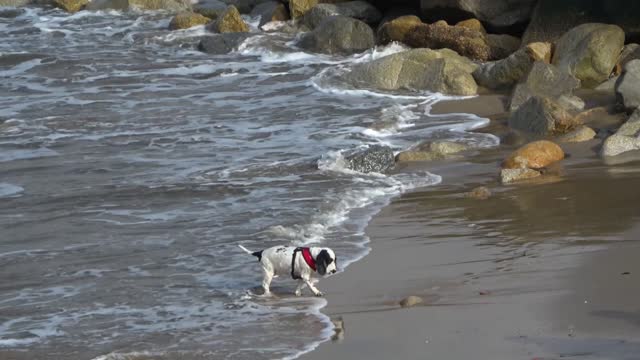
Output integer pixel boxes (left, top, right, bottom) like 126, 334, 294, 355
399, 295, 423, 308
500, 168, 541, 184
502, 140, 565, 170
377, 15, 422, 44
404, 22, 491, 62
289, 0, 317, 19
456, 18, 485, 33
526, 42, 553, 63
169, 12, 211, 30
395, 151, 443, 163
467, 186, 491, 200
207, 5, 249, 33
53, 0, 88, 12
557, 125, 596, 143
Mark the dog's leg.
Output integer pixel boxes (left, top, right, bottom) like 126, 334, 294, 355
261, 268, 274, 296
294, 280, 307, 297
303, 277, 323, 297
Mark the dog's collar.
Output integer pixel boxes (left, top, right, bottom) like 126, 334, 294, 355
291, 247, 316, 279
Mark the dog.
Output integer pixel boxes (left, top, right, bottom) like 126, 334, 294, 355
239, 244, 337, 297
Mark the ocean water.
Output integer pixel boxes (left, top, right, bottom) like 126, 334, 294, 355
0, 7, 498, 360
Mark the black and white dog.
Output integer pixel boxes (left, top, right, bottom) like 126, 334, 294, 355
239, 245, 337, 297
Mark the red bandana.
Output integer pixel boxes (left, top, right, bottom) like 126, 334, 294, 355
301, 248, 316, 271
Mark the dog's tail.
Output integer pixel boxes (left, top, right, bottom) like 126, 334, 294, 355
238, 244, 263, 262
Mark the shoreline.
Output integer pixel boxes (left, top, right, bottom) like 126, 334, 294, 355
301, 96, 640, 360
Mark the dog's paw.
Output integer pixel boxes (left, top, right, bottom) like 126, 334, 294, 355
314, 292, 324, 297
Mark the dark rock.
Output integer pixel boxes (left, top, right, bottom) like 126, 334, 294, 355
487, 33, 520, 60
404, 22, 491, 62
192, 0, 227, 18
303, 1, 381, 29
251, 1, 289, 27
344, 145, 395, 174
420, 0, 537, 28
509, 62, 580, 112
297, 16, 375, 55
0, 8, 26, 17
508, 96, 580, 136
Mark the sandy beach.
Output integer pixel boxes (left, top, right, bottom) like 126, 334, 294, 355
302, 101, 640, 360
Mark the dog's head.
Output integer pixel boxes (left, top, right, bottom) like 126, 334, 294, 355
315, 248, 337, 276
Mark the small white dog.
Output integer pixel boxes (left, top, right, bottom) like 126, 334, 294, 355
239, 244, 337, 297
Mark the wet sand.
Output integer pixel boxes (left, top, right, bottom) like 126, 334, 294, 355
302, 102, 640, 359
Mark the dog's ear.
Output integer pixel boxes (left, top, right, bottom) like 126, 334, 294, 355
316, 250, 332, 276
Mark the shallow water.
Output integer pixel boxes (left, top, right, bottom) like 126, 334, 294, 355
0, 7, 497, 360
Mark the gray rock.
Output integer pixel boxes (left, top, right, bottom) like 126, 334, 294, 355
509, 62, 580, 112
192, 0, 227, 18
0, 7, 26, 17
500, 168, 541, 184
602, 109, 640, 157
473, 47, 533, 90
552, 23, 625, 89
619, 43, 640, 69
219, 0, 261, 13
399, 295, 423, 308
298, 16, 375, 55
303, 1, 381, 29
344, 145, 395, 174
251, 1, 288, 27
487, 34, 520, 60
508, 96, 580, 136
86, 0, 189, 11
420, 0, 537, 28
595, 75, 619, 93
616, 60, 640, 111
197, 33, 249, 54
346, 48, 478, 96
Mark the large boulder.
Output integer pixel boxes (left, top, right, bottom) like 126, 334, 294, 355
303, 1, 381, 29
169, 12, 211, 30
198, 33, 249, 54
602, 109, 640, 157
192, 0, 227, 18
377, 15, 422, 44
344, 145, 395, 173
251, 1, 289, 27
552, 23, 624, 89
502, 140, 565, 169
345, 48, 478, 96
404, 22, 491, 62
53, 0, 88, 12
615, 59, 640, 111
509, 61, 580, 112
207, 5, 249, 33
419, 0, 537, 28
297, 16, 374, 55
508, 96, 580, 136
473, 42, 551, 90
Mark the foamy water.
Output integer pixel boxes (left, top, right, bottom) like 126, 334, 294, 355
0, 6, 497, 360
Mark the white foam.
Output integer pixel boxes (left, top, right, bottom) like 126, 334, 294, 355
0, 183, 23, 197
0, 148, 58, 162
0, 58, 42, 77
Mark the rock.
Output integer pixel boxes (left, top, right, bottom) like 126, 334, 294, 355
344, 145, 395, 174
509, 61, 580, 112
500, 168, 541, 184
345, 48, 478, 96
192, 0, 227, 18
219, 0, 260, 14
552, 23, 625, 89
466, 186, 491, 200
556, 95, 585, 113
251, 1, 289, 27
508, 96, 580, 136
502, 140, 565, 169
618, 43, 640, 69
615, 60, 640, 111
527, 42, 553, 63
602, 109, 640, 157
169, 12, 211, 30
298, 16, 374, 55
473, 43, 541, 90
404, 22, 491, 62
557, 125, 596, 143
420, 0, 537, 28
0, 8, 26, 16
395, 140, 469, 163
303, 1, 381, 29
487, 34, 520, 60
289, 0, 317, 19
207, 5, 249, 33
198, 33, 249, 54
86, 0, 189, 11
0, 0, 30, 6
428, 140, 470, 154
395, 151, 443, 162
399, 295, 423, 308
377, 15, 422, 44
456, 18, 485, 33
53, 0, 88, 12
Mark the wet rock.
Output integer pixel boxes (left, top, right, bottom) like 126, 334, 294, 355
289, 0, 317, 19
404, 22, 491, 62
192, 0, 227, 18
509, 96, 580, 136
466, 186, 491, 200
615, 60, 640, 111
251, 1, 289, 27
557, 125, 596, 143
331, 317, 345, 342
420, 0, 537, 28
500, 168, 541, 184
502, 140, 565, 169
0, 7, 26, 17
344, 145, 395, 174
86, 0, 189, 11
473, 43, 548, 90
455, 18, 485, 33
169, 12, 211, 30
298, 16, 375, 55
487, 34, 520, 60
303, 1, 381, 29
395, 141, 469, 163
219, 0, 261, 14
399, 295, 423, 308
509, 62, 580, 112
0, 0, 30, 6
602, 109, 640, 157
618, 43, 640, 69
198, 33, 250, 54
552, 23, 625, 89
207, 5, 249, 33
346, 48, 478, 95
53, 0, 88, 12
395, 151, 443, 163
377, 15, 422, 45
